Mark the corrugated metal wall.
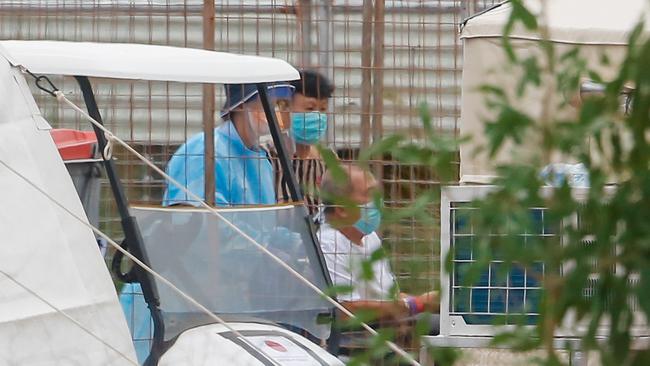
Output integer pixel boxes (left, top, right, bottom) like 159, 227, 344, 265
2, 1, 463, 143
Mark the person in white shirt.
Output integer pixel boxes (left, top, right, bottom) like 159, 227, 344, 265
317, 163, 438, 324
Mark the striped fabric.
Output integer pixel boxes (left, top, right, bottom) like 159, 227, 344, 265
264, 144, 328, 215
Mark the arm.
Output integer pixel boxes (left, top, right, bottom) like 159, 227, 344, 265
338, 291, 439, 322
415, 291, 440, 313
338, 299, 408, 323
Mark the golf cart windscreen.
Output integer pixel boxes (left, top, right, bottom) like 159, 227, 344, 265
131, 205, 332, 341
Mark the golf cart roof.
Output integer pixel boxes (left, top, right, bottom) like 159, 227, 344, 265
0, 40, 299, 83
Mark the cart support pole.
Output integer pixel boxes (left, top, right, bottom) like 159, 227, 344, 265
257, 84, 303, 202
74, 76, 164, 352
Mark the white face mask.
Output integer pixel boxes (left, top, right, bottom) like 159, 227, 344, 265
257, 129, 296, 157
246, 110, 270, 147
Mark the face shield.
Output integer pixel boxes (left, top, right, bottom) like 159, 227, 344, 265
221, 84, 294, 120
221, 83, 295, 150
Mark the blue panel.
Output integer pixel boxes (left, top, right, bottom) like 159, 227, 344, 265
527, 262, 544, 286
508, 289, 526, 312
453, 287, 471, 313
530, 209, 544, 234
453, 209, 472, 235
477, 269, 490, 287
510, 266, 525, 287
472, 289, 489, 313
489, 262, 508, 287
454, 236, 472, 260
526, 289, 542, 311
464, 314, 498, 325
455, 262, 488, 287
450, 205, 551, 327
454, 262, 470, 286
489, 289, 506, 313
524, 315, 539, 325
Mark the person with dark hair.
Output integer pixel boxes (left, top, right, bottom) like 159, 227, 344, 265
268, 69, 335, 213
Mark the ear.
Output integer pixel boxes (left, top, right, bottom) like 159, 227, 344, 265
333, 206, 347, 220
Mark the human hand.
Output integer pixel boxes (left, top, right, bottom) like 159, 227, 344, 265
416, 291, 439, 313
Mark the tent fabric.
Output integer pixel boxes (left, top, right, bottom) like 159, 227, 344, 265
0, 40, 299, 84
459, 0, 641, 182
0, 51, 136, 364
461, 0, 650, 45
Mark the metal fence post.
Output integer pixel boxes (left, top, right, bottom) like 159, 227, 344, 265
203, 0, 216, 206
371, 0, 385, 177
360, 0, 374, 149
298, 0, 314, 67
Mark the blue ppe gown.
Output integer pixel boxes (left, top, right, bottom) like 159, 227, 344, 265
121, 120, 275, 364
163, 120, 275, 206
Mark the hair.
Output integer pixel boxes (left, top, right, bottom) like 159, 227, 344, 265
290, 69, 334, 100
320, 163, 370, 214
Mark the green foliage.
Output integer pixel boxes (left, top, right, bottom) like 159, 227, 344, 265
452, 6, 650, 363
502, 0, 538, 61
336, 2, 650, 365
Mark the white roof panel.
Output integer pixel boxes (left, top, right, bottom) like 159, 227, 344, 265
0, 40, 299, 83
461, 0, 650, 45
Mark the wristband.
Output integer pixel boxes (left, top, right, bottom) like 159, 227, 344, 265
405, 296, 418, 316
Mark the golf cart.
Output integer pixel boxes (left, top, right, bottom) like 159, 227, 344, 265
0, 40, 343, 365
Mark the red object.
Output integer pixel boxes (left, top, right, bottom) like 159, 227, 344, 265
414, 296, 425, 314
50, 129, 98, 161
264, 340, 287, 353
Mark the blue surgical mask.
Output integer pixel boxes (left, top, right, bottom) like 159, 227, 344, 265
354, 201, 382, 235
291, 112, 328, 145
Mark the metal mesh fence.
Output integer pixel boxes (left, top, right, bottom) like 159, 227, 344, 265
1, 0, 501, 304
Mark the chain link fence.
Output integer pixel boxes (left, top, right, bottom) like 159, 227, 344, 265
0, 0, 501, 295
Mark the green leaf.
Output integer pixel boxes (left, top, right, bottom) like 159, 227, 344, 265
316, 144, 345, 181
358, 134, 403, 163
511, 0, 538, 30
637, 269, 650, 318
370, 246, 387, 262
484, 105, 534, 156
323, 284, 354, 298
516, 56, 542, 96
360, 260, 374, 281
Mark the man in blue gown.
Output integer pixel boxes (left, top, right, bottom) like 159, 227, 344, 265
164, 82, 294, 206
121, 82, 294, 363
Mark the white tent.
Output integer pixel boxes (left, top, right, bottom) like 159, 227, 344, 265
0, 45, 137, 364
459, 0, 650, 183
